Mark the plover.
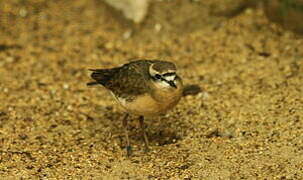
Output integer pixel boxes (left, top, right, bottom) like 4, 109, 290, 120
88, 59, 183, 156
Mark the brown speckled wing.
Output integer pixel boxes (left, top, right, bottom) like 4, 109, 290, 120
90, 60, 153, 100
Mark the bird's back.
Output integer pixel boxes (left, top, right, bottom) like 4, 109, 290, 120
88, 60, 153, 100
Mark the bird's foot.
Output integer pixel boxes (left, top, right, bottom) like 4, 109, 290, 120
126, 145, 132, 157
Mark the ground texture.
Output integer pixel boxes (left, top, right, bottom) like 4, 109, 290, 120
0, 0, 303, 179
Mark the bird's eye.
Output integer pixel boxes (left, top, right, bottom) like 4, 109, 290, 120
155, 74, 162, 79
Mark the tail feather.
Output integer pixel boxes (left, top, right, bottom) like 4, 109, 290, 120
87, 68, 117, 86
86, 81, 99, 86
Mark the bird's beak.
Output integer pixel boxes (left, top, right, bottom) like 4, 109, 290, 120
168, 80, 177, 88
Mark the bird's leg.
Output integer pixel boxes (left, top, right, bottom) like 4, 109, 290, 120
122, 113, 132, 156
139, 116, 149, 152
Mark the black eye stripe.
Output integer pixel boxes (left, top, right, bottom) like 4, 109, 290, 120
163, 72, 175, 77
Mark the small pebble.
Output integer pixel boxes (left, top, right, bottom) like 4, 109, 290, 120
63, 84, 69, 89
155, 23, 162, 32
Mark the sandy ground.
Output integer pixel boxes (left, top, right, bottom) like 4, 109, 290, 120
0, 0, 303, 179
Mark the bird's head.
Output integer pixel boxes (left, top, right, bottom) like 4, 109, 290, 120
149, 61, 182, 90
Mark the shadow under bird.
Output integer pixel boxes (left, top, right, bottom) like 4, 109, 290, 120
87, 59, 183, 156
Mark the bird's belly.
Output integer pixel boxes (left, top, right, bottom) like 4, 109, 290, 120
116, 94, 180, 117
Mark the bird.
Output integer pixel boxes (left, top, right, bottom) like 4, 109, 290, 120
87, 59, 183, 156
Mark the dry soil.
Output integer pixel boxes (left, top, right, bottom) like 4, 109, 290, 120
0, 0, 303, 179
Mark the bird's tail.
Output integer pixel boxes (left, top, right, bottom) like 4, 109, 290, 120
87, 68, 117, 86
